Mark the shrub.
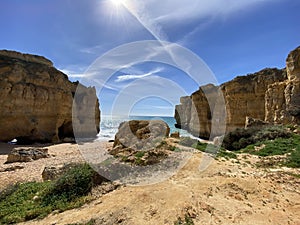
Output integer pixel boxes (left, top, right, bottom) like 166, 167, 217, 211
222, 126, 291, 151
42, 163, 94, 204
285, 145, 300, 168
0, 163, 97, 224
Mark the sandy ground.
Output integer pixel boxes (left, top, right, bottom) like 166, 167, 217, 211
0, 141, 300, 225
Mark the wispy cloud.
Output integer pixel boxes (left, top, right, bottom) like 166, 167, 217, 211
59, 69, 86, 78
136, 0, 277, 24
115, 67, 163, 82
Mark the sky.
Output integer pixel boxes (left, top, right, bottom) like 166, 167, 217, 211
0, 0, 300, 116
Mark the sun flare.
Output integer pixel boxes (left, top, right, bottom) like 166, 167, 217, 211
110, 0, 125, 7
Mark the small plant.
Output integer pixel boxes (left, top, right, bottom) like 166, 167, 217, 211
285, 146, 300, 168
217, 150, 237, 159
174, 214, 194, 225
191, 142, 208, 152
135, 151, 145, 158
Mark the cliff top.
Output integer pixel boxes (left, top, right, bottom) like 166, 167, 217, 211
0, 49, 53, 67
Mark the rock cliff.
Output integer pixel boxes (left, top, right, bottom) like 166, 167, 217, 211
175, 46, 300, 139
0, 50, 100, 143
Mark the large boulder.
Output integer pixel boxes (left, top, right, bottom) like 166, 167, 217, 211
113, 120, 170, 150
0, 50, 100, 143
110, 120, 170, 166
5, 147, 49, 163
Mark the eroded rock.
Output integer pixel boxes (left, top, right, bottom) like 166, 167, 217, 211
113, 120, 170, 150
6, 147, 49, 163
0, 50, 100, 143
110, 120, 170, 165
175, 46, 300, 139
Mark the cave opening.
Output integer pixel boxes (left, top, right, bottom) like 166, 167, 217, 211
58, 121, 74, 141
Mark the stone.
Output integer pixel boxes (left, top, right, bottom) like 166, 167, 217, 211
6, 147, 49, 163
0, 50, 100, 143
0, 165, 24, 172
110, 120, 170, 166
213, 135, 224, 146
42, 164, 66, 181
245, 117, 270, 129
113, 120, 170, 150
170, 131, 180, 138
175, 46, 300, 139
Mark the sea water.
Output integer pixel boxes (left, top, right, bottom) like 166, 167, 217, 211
97, 115, 192, 141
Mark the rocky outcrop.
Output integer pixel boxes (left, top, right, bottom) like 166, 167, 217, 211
5, 147, 49, 163
222, 68, 286, 132
113, 120, 170, 150
265, 46, 300, 124
110, 120, 170, 166
175, 46, 300, 139
0, 50, 100, 143
245, 117, 270, 129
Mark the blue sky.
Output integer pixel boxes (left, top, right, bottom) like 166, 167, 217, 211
1, 0, 300, 116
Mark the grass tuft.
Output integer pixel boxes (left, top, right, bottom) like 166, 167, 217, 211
0, 163, 96, 224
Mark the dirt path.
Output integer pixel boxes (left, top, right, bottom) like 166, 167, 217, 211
18, 150, 300, 225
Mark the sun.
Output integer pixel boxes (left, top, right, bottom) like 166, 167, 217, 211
110, 0, 125, 7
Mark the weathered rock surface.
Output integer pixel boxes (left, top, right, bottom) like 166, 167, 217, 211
170, 131, 180, 138
110, 120, 170, 165
113, 120, 170, 150
175, 46, 300, 139
245, 117, 270, 129
5, 147, 49, 163
266, 46, 300, 124
0, 50, 100, 143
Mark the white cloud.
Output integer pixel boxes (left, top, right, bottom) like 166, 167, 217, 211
130, 0, 277, 24
122, 0, 278, 43
59, 69, 86, 78
115, 67, 163, 82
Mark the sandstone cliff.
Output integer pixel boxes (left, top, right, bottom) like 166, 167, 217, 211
175, 46, 300, 139
0, 50, 100, 143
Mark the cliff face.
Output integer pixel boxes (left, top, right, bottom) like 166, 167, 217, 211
265, 47, 300, 124
175, 46, 300, 140
222, 68, 286, 132
0, 50, 100, 143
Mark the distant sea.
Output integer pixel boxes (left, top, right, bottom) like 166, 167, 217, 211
97, 115, 193, 141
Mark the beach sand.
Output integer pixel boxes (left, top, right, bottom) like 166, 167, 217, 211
0, 141, 113, 190
1, 141, 299, 225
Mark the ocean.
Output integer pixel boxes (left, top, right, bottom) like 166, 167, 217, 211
97, 115, 192, 141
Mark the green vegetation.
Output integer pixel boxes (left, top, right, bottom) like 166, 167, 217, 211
0, 163, 97, 224
179, 137, 198, 147
217, 150, 237, 159
239, 134, 300, 167
134, 151, 145, 165
179, 136, 236, 159
285, 144, 300, 168
174, 214, 194, 225
222, 126, 291, 151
